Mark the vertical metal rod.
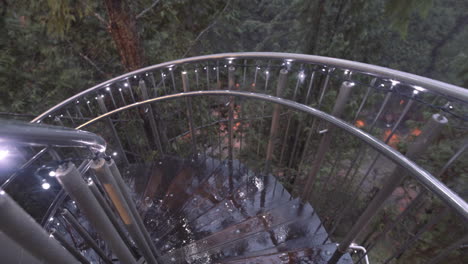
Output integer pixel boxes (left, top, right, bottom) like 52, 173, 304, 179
427, 234, 468, 264
301, 81, 355, 199
279, 75, 301, 165
50, 229, 91, 264
91, 159, 157, 264
160, 71, 167, 93
0, 189, 81, 264
383, 207, 449, 263
227, 67, 236, 191
107, 89, 118, 108
256, 68, 271, 156
139, 80, 164, 154
181, 71, 198, 156
97, 96, 129, 166
327, 97, 417, 227
88, 180, 134, 251
265, 69, 288, 167
55, 163, 136, 264
170, 69, 176, 92
119, 88, 128, 105
328, 113, 449, 264
304, 71, 316, 105
126, 80, 136, 102
227, 66, 236, 162
295, 71, 331, 170
107, 159, 161, 260
61, 209, 113, 264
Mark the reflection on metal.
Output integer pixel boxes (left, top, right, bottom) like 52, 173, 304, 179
329, 113, 449, 264
349, 243, 370, 264
61, 209, 113, 264
0, 120, 105, 152
50, 229, 90, 264
107, 159, 161, 260
32, 52, 468, 124
97, 96, 129, 165
265, 69, 288, 166
55, 162, 136, 264
181, 71, 197, 156
0, 189, 80, 264
301, 81, 355, 200
88, 180, 135, 251
75, 90, 468, 220
91, 158, 158, 264
138, 80, 164, 155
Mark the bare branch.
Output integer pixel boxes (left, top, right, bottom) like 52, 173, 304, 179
182, 0, 231, 58
136, 0, 161, 19
78, 0, 109, 27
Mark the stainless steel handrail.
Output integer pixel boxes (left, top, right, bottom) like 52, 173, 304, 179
31, 52, 468, 123
0, 120, 106, 153
75, 90, 468, 220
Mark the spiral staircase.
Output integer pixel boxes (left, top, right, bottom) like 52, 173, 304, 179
0, 53, 467, 264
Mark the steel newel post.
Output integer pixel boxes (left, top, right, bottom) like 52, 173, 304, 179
54, 162, 137, 264
97, 96, 130, 166
301, 81, 355, 200
61, 209, 113, 264
50, 229, 91, 264
328, 113, 449, 263
0, 189, 81, 264
107, 159, 161, 260
91, 158, 158, 264
138, 80, 164, 155
181, 71, 198, 156
265, 69, 288, 168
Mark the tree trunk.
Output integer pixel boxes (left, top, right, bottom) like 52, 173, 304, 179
104, 0, 145, 71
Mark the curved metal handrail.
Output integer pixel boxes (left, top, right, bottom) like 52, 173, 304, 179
0, 120, 106, 153
75, 90, 468, 220
31, 52, 468, 123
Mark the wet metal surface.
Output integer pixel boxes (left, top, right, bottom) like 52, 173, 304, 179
131, 156, 352, 263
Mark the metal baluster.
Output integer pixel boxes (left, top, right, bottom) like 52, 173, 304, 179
106, 159, 161, 260
106, 87, 118, 108
265, 69, 288, 170
159, 71, 167, 94
170, 68, 176, 92
119, 88, 127, 105
139, 80, 164, 155
88, 180, 135, 252
238, 60, 247, 171
61, 209, 113, 264
97, 96, 129, 166
326, 94, 416, 226
295, 69, 333, 171
50, 229, 90, 264
383, 207, 450, 263
53, 162, 136, 264
301, 81, 355, 200
0, 189, 81, 264
91, 158, 157, 264
358, 140, 468, 262
74, 101, 85, 119
227, 66, 236, 191
328, 113, 449, 264
126, 80, 136, 102
66, 110, 77, 126
304, 71, 317, 105
1, 147, 49, 189
256, 67, 271, 156
181, 71, 198, 156
279, 72, 302, 165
